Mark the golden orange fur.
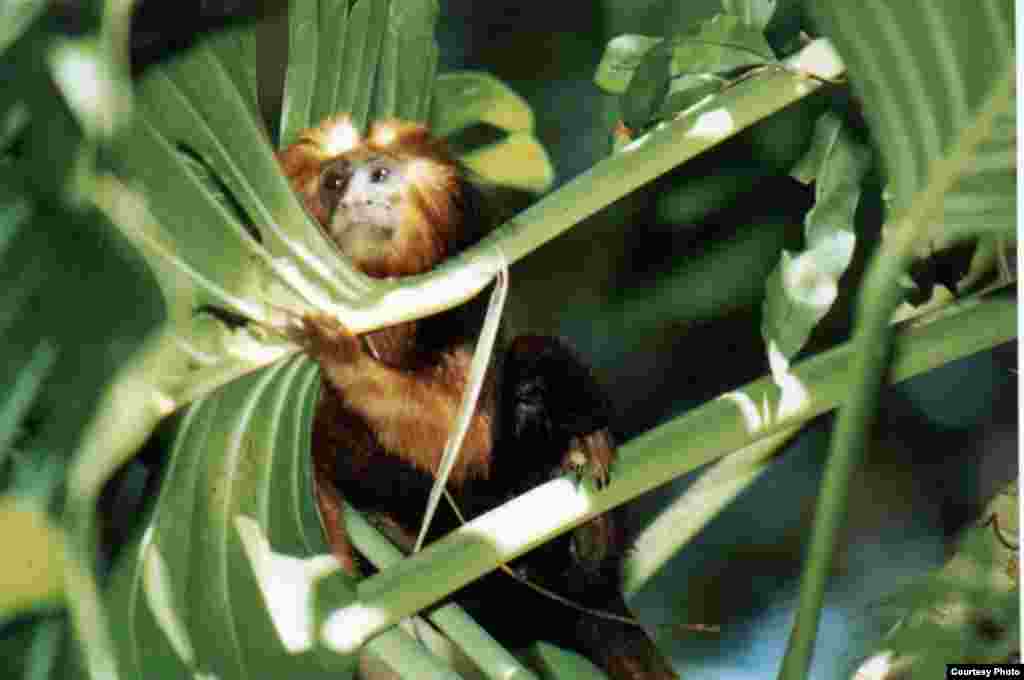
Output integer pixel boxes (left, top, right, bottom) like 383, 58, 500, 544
276, 116, 463, 277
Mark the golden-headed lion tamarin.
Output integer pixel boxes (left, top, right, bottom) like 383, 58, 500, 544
278, 115, 677, 680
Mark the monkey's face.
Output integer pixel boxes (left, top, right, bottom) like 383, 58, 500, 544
318, 152, 408, 269
277, 116, 465, 279
315, 148, 461, 278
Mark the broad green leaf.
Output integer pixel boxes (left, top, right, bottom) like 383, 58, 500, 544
721, 0, 777, 31
761, 113, 871, 359
0, 182, 163, 492
430, 72, 535, 138
337, 0, 390, 129
107, 352, 468, 679
0, 498, 66, 618
459, 132, 555, 195
594, 35, 665, 94
810, 1, 1015, 243
430, 72, 553, 193
668, 14, 775, 75
931, 105, 1016, 247
155, 46, 354, 283
597, 15, 776, 99
602, 14, 777, 131
621, 44, 672, 130
310, 0, 348, 126
107, 355, 358, 679
373, 0, 440, 122
207, 24, 261, 118
279, 0, 319, 146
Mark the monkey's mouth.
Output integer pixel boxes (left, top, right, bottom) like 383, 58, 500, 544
327, 219, 397, 265
333, 222, 395, 240
328, 210, 396, 242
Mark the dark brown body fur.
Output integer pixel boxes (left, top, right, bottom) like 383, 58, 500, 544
279, 116, 677, 679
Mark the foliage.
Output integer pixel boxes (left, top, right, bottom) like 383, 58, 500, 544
0, 0, 1015, 679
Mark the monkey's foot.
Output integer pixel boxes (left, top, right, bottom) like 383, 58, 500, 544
563, 430, 614, 490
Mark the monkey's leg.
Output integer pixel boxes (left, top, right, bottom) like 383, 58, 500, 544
311, 385, 362, 576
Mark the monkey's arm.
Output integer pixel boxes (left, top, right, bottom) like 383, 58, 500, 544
300, 313, 495, 488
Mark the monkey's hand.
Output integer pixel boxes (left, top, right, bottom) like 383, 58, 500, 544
294, 312, 365, 375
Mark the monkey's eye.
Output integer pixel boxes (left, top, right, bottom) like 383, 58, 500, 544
323, 170, 347, 192
369, 166, 391, 184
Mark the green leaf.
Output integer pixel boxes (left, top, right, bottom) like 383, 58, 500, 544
621, 44, 672, 130
336, 0, 390, 129
279, 0, 319, 146
430, 71, 535, 138
761, 113, 871, 359
373, 0, 440, 122
428, 71, 553, 193
602, 15, 777, 129
810, 0, 1015, 242
107, 355, 358, 679
596, 15, 775, 99
310, 0, 348, 126
668, 14, 775, 75
107, 353, 468, 679
459, 132, 554, 195
932, 104, 1016, 247
721, 0, 777, 31
594, 35, 665, 94
207, 24, 261, 118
